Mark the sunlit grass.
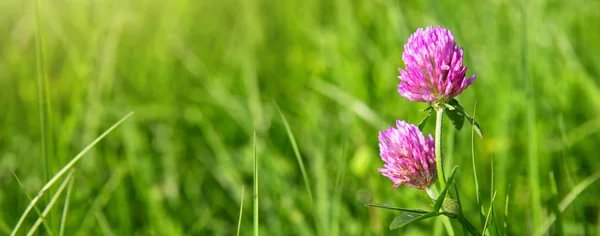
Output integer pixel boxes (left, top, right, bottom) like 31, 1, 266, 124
1, 0, 600, 235
9, 112, 133, 236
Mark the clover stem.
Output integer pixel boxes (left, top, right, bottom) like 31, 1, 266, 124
435, 107, 446, 187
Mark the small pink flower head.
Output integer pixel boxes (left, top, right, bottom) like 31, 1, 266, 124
378, 120, 437, 189
398, 26, 476, 103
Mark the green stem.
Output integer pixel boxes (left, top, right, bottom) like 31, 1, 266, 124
459, 214, 481, 236
435, 108, 446, 187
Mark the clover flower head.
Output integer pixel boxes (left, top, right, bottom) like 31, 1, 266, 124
398, 25, 476, 103
378, 120, 437, 189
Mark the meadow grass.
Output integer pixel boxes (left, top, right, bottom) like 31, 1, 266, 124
1, 0, 600, 235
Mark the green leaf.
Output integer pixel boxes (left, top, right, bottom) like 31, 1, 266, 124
446, 108, 465, 130
465, 115, 484, 139
445, 99, 465, 130
449, 99, 483, 138
365, 204, 429, 214
434, 166, 459, 212
418, 111, 432, 131
389, 212, 438, 230
443, 103, 456, 110
420, 106, 433, 112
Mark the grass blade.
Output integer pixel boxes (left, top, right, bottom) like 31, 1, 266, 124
95, 211, 116, 236
59, 170, 76, 236
490, 155, 500, 236
549, 116, 600, 153
273, 102, 323, 234
34, 0, 49, 174
26, 170, 75, 236
237, 185, 245, 236
548, 172, 562, 235
0, 217, 9, 235
457, 213, 481, 236
470, 101, 485, 227
503, 185, 510, 236
535, 171, 600, 236
10, 112, 134, 236
560, 173, 600, 209
453, 184, 481, 236
311, 80, 387, 128
482, 190, 497, 235
34, 0, 53, 224
331, 139, 347, 236
273, 102, 313, 203
520, 5, 542, 230
557, 116, 585, 234
364, 204, 429, 214
77, 164, 128, 234
253, 132, 259, 236
12, 173, 54, 236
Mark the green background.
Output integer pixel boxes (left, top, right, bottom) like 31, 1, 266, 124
1, 0, 599, 235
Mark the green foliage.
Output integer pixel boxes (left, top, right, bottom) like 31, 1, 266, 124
367, 167, 461, 231
417, 110, 432, 131
446, 98, 483, 138
1, 0, 600, 235
365, 204, 428, 215
434, 166, 458, 213
253, 133, 258, 236
390, 212, 437, 230
445, 103, 465, 131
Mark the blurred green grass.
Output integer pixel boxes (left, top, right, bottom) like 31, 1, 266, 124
1, 0, 600, 235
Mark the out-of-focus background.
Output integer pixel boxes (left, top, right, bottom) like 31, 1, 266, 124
1, 0, 600, 235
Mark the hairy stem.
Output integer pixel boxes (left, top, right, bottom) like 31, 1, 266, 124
435, 108, 446, 187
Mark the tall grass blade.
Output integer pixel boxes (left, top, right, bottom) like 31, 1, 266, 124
482, 190, 497, 235
549, 172, 562, 235
311, 80, 387, 128
237, 185, 245, 236
503, 184, 510, 236
253, 132, 259, 236
454, 183, 481, 236
95, 212, 116, 236
557, 116, 585, 233
535, 171, 600, 236
34, 0, 53, 220
10, 112, 134, 236
12, 172, 54, 236
491, 206, 500, 236
470, 101, 484, 226
26, 170, 75, 236
550, 116, 600, 153
331, 139, 347, 236
273, 102, 314, 203
520, 4, 542, 230
59, 170, 76, 236
0, 217, 9, 235
490, 155, 500, 236
76, 164, 128, 234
